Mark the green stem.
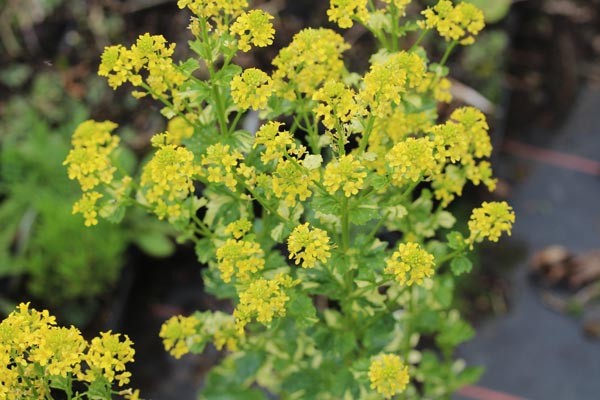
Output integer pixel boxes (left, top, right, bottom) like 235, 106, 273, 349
357, 115, 376, 154
192, 214, 213, 238
440, 41, 458, 67
410, 29, 429, 52
341, 196, 350, 252
228, 111, 243, 135
389, 4, 399, 51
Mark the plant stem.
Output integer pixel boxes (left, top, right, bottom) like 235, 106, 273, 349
357, 114, 375, 154
439, 41, 457, 67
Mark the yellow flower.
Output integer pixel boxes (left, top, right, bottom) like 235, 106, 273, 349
313, 80, 360, 131
200, 143, 242, 190
141, 142, 199, 221
254, 122, 294, 164
231, 68, 273, 110
467, 201, 515, 246
80, 331, 135, 386
216, 238, 265, 283
368, 353, 409, 398
272, 28, 350, 100
225, 219, 253, 239
159, 315, 200, 359
418, 0, 485, 45
323, 154, 366, 197
327, 0, 369, 29
358, 51, 426, 118
385, 242, 435, 286
230, 10, 275, 52
63, 120, 120, 192
287, 223, 331, 268
72, 191, 103, 226
234, 273, 298, 333
386, 137, 437, 187
272, 159, 317, 206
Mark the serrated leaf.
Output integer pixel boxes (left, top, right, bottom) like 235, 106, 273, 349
195, 237, 215, 264
450, 256, 472, 275
446, 231, 466, 250
287, 292, 318, 328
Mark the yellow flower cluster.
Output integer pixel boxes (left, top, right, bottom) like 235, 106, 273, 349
327, 0, 369, 29
160, 311, 240, 359
234, 273, 298, 333
418, 0, 485, 45
177, 0, 247, 20
216, 238, 265, 283
63, 120, 126, 226
323, 154, 367, 197
231, 10, 275, 52
63, 120, 119, 192
287, 223, 332, 268
467, 201, 515, 246
200, 143, 243, 191
272, 159, 319, 207
358, 51, 426, 118
430, 107, 496, 205
166, 116, 195, 145
231, 68, 273, 110
382, 0, 411, 11
386, 137, 437, 186
72, 191, 103, 227
385, 242, 435, 286
0, 303, 136, 398
99, 34, 185, 105
313, 80, 360, 131
368, 353, 410, 399
159, 314, 200, 359
224, 218, 253, 239
254, 122, 295, 163
140, 140, 199, 221
272, 28, 350, 100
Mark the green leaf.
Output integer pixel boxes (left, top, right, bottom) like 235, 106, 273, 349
311, 193, 340, 215
446, 231, 466, 250
437, 211, 456, 229
450, 256, 472, 276
287, 292, 318, 328
452, 365, 484, 390
195, 237, 215, 264
134, 232, 174, 258
349, 202, 380, 226
179, 58, 200, 75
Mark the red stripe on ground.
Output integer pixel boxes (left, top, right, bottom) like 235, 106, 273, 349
502, 139, 600, 176
457, 385, 527, 400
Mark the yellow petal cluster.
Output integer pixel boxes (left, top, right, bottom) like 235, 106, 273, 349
368, 353, 410, 398
418, 0, 485, 45
254, 122, 295, 164
386, 137, 437, 186
385, 242, 435, 286
230, 10, 275, 52
287, 223, 332, 268
467, 201, 515, 246
272, 28, 350, 100
323, 154, 367, 197
231, 68, 273, 110
234, 273, 298, 333
216, 238, 265, 283
200, 143, 242, 190
313, 80, 360, 131
327, 0, 369, 29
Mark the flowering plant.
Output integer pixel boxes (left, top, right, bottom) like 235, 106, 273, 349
0, 303, 138, 399
65, 0, 515, 398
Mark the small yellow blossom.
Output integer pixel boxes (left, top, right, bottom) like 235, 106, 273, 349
467, 201, 515, 246
358, 51, 426, 118
72, 191, 103, 226
225, 219, 253, 239
159, 315, 200, 359
272, 28, 350, 100
231, 68, 273, 110
323, 154, 366, 197
385, 242, 435, 286
327, 0, 369, 29
272, 159, 317, 206
63, 120, 120, 192
216, 238, 265, 282
254, 122, 294, 164
386, 137, 437, 186
231, 10, 275, 52
166, 117, 195, 145
368, 353, 410, 398
287, 223, 331, 268
200, 143, 242, 190
234, 273, 298, 333
418, 0, 485, 45
382, 0, 411, 13
80, 331, 135, 386
313, 80, 360, 131
141, 142, 199, 221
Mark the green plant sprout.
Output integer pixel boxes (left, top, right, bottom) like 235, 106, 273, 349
65, 1, 515, 398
